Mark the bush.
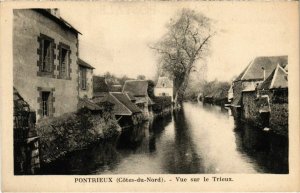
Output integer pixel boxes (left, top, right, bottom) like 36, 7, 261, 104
36, 109, 121, 163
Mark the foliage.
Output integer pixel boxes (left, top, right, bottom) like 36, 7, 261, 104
36, 108, 121, 163
152, 96, 173, 113
147, 80, 155, 99
102, 72, 134, 87
151, 8, 214, 106
199, 80, 231, 105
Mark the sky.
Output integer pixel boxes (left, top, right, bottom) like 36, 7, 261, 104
59, 2, 297, 82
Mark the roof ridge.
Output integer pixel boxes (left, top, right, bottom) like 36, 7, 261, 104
278, 65, 288, 74
270, 64, 280, 89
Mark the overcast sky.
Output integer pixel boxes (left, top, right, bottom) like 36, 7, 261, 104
60, 2, 297, 81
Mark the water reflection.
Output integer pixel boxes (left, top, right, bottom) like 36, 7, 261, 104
41, 102, 288, 174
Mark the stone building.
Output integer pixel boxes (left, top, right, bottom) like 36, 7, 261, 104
78, 58, 94, 99
231, 56, 288, 120
154, 76, 174, 101
13, 9, 81, 120
239, 61, 288, 136
257, 64, 288, 135
123, 80, 153, 119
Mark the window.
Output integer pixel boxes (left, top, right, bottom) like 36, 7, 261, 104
60, 47, 70, 78
80, 67, 87, 90
41, 92, 51, 117
38, 87, 55, 118
41, 39, 53, 72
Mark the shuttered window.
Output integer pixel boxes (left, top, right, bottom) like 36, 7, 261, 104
41, 39, 53, 72
60, 47, 69, 78
80, 67, 87, 90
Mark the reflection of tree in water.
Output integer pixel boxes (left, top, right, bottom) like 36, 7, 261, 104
162, 109, 204, 173
41, 141, 121, 174
149, 114, 172, 153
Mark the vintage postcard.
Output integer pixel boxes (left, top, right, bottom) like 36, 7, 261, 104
0, 1, 299, 192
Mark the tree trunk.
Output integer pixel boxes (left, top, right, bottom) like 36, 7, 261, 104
174, 67, 192, 109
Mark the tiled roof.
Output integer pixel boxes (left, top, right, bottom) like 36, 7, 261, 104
33, 9, 81, 35
259, 64, 288, 90
235, 56, 288, 81
156, 76, 173, 88
78, 58, 95, 69
93, 76, 109, 93
125, 92, 136, 102
111, 92, 141, 114
78, 98, 102, 111
123, 80, 148, 97
92, 93, 132, 116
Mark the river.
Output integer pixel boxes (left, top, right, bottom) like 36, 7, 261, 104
42, 102, 288, 174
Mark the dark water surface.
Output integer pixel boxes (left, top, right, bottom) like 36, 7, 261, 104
42, 102, 288, 174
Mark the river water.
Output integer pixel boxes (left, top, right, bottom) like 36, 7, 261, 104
42, 102, 288, 174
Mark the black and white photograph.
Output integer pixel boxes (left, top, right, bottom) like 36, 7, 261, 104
1, 1, 299, 192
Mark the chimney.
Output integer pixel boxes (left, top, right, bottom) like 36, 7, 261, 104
49, 8, 60, 18
262, 67, 266, 81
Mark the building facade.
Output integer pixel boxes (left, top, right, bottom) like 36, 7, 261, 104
154, 76, 173, 101
230, 56, 288, 120
13, 9, 81, 120
236, 58, 288, 136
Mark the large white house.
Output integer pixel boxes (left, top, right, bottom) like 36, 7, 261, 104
154, 76, 173, 101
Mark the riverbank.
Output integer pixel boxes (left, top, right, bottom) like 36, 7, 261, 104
36, 108, 121, 164
37, 102, 288, 174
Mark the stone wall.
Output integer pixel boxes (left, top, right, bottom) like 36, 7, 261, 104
13, 9, 79, 120
269, 90, 288, 136
241, 91, 260, 125
241, 89, 288, 136
36, 109, 121, 163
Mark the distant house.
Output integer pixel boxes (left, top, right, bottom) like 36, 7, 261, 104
78, 58, 95, 99
231, 56, 288, 120
154, 76, 174, 101
13, 9, 81, 120
123, 80, 152, 119
93, 76, 109, 98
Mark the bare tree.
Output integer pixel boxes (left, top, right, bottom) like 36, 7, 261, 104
151, 9, 214, 108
